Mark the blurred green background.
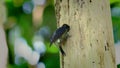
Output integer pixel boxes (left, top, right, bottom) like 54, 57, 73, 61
3, 0, 120, 68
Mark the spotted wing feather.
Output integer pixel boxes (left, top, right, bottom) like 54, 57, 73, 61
50, 26, 67, 46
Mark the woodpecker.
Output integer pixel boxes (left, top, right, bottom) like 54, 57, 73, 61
50, 24, 70, 56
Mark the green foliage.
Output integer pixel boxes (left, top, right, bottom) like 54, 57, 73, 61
42, 5, 57, 34
118, 64, 120, 68
7, 63, 28, 68
5, 0, 59, 68
112, 17, 120, 43
41, 53, 60, 68
110, 0, 120, 4
46, 42, 59, 53
18, 14, 34, 47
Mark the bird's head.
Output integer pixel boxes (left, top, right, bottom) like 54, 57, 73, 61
62, 24, 70, 31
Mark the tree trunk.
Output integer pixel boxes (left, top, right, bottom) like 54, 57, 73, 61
54, 0, 116, 68
0, 0, 8, 68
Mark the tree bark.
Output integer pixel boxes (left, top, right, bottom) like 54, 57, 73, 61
54, 0, 116, 68
0, 0, 8, 68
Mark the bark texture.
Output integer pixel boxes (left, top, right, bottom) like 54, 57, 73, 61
54, 0, 116, 68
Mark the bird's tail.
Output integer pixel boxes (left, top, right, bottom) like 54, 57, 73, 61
59, 46, 66, 56
49, 42, 52, 47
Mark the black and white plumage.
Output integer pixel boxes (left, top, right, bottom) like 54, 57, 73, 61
50, 24, 70, 55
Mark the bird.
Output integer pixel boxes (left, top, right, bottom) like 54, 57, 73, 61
50, 24, 70, 56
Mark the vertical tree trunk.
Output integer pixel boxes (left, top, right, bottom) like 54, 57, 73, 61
54, 0, 116, 68
0, 0, 8, 68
